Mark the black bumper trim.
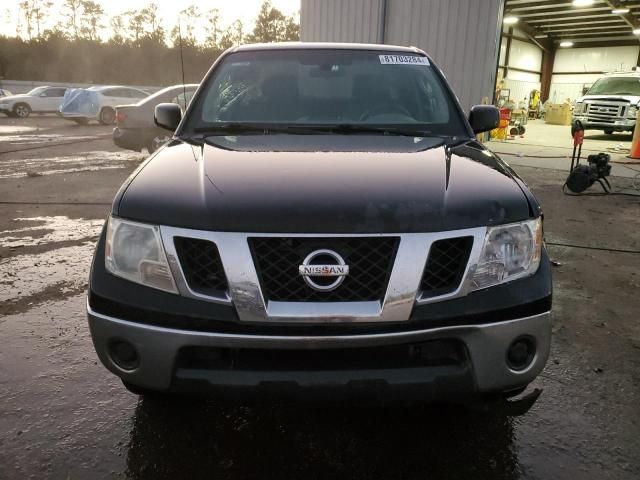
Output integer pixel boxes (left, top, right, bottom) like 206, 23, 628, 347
89, 291, 550, 336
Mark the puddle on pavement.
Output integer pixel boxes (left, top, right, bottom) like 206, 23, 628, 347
0, 133, 97, 145
0, 150, 144, 178
0, 216, 103, 306
0, 125, 39, 135
0, 216, 103, 247
0, 243, 95, 303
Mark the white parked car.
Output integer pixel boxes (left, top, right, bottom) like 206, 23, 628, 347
0, 86, 68, 118
59, 86, 150, 125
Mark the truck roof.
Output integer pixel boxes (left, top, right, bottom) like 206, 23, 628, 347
602, 71, 640, 77
232, 42, 423, 54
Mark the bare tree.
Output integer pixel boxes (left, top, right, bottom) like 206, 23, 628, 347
31, 0, 53, 39
170, 5, 200, 47
79, 0, 104, 41
140, 4, 165, 43
110, 14, 125, 44
18, 1, 34, 40
205, 8, 222, 49
218, 19, 245, 50
126, 9, 146, 42
247, 0, 299, 43
61, 0, 82, 39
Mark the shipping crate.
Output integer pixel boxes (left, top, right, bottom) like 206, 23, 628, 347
545, 104, 572, 125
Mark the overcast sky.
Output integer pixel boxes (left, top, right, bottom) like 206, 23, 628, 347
1, 0, 300, 40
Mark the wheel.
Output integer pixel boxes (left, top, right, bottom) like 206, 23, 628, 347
13, 103, 31, 118
147, 134, 171, 153
73, 118, 89, 125
99, 107, 115, 125
604, 130, 613, 135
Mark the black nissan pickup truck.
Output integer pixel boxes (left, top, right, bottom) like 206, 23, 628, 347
87, 43, 552, 404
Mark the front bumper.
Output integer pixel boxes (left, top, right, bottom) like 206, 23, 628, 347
113, 127, 145, 152
573, 115, 635, 131
88, 302, 551, 399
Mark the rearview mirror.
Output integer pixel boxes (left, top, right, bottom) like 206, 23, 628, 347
468, 105, 500, 134
155, 103, 182, 132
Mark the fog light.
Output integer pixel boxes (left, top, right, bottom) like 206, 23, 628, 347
108, 339, 140, 371
506, 337, 536, 371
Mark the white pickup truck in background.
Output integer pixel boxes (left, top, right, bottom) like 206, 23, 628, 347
573, 72, 640, 134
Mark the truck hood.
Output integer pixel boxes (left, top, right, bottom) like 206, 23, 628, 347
116, 135, 533, 233
578, 94, 640, 104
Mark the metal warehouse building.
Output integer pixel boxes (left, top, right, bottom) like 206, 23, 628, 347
301, 0, 640, 135
300, 0, 504, 111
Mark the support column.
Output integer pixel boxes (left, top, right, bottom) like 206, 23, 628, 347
540, 46, 556, 103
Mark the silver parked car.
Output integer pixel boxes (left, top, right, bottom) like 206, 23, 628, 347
113, 84, 198, 152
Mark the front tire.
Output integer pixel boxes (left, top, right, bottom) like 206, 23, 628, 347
99, 107, 115, 125
604, 129, 613, 135
13, 103, 31, 118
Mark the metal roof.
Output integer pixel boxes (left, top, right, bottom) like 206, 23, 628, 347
505, 0, 640, 46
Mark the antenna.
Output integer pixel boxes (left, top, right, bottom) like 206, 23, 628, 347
178, 19, 187, 109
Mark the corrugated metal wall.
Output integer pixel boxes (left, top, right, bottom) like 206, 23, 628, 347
300, 0, 504, 112
300, 0, 385, 43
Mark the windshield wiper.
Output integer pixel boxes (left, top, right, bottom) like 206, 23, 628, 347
193, 122, 461, 141
193, 123, 328, 135
305, 124, 454, 137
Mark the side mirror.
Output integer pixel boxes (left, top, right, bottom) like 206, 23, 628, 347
155, 103, 182, 132
469, 105, 500, 134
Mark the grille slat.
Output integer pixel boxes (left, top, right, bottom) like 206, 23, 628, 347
174, 237, 228, 296
420, 237, 473, 298
250, 237, 399, 302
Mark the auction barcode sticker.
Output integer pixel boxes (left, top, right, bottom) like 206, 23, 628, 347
379, 55, 429, 65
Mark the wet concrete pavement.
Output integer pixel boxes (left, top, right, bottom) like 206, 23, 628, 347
1, 118, 639, 479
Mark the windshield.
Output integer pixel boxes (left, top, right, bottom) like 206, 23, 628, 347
27, 86, 47, 96
587, 77, 640, 96
184, 49, 467, 136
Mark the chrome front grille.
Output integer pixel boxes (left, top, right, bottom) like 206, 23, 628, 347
161, 227, 486, 323
249, 237, 399, 302
586, 101, 627, 124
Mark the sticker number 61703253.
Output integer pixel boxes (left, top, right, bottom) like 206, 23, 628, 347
379, 55, 429, 65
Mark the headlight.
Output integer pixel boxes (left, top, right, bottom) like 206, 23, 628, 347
470, 218, 542, 291
574, 102, 584, 115
628, 105, 638, 118
105, 216, 178, 293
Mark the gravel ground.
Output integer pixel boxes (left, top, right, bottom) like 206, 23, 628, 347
1, 116, 639, 480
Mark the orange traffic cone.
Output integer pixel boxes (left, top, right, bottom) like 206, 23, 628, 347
628, 111, 640, 159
